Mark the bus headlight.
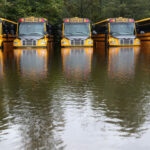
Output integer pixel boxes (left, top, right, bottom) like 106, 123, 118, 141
88, 39, 93, 44
40, 39, 46, 45
14, 42, 19, 45
61, 39, 68, 45
62, 41, 67, 44
135, 39, 140, 44
110, 38, 117, 44
13, 39, 21, 46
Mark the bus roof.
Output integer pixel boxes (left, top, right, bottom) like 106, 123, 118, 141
18, 17, 47, 23
93, 17, 135, 25
0, 18, 17, 24
63, 17, 90, 23
136, 18, 150, 23
93, 19, 109, 25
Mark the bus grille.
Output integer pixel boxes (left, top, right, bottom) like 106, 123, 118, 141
22, 39, 37, 46
71, 39, 84, 46
119, 39, 134, 45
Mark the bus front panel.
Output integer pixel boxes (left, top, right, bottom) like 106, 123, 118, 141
108, 22, 140, 46
14, 19, 50, 48
61, 22, 93, 47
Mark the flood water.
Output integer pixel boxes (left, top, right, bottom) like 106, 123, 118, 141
0, 46, 150, 150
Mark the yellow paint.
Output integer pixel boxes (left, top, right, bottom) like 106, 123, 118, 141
136, 18, 150, 23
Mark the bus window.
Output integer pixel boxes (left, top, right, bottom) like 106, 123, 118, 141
110, 22, 135, 36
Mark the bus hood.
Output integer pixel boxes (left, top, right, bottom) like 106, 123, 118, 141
112, 35, 136, 39
65, 36, 89, 40
18, 35, 44, 40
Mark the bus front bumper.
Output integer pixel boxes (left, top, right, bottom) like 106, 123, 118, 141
14, 46, 47, 49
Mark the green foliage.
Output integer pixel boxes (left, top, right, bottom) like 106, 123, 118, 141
0, 0, 150, 24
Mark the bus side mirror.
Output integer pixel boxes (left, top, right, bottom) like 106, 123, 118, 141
140, 31, 145, 34
92, 30, 97, 35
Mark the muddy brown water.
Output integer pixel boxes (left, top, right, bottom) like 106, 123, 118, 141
0, 46, 150, 150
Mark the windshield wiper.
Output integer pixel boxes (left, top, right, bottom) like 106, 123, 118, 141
76, 32, 88, 35
65, 33, 73, 36
19, 33, 28, 36
28, 33, 43, 35
111, 32, 121, 35
122, 32, 133, 35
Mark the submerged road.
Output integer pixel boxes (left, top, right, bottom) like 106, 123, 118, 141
0, 46, 150, 150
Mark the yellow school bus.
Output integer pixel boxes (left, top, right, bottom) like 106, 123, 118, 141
136, 18, 150, 45
93, 17, 140, 47
0, 18, 17, 50
13, 17, 53, 48
61, 17, 93, 47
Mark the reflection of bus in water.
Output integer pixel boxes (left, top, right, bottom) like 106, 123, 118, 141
136, 18, 150, 45
108, 47, 140, 78
61, 17, 93, 47
14, 49, 49, 79
93, 17, 140, 47
61, 48, 93, 80
0, 50, 4, 77
13, 17, 53, 48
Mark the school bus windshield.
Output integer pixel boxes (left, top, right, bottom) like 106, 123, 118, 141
64, 23, 90, 36
19, 22, 45, 36
110, 23, 135, 36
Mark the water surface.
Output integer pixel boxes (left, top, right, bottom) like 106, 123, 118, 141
0, 46, 150, 150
